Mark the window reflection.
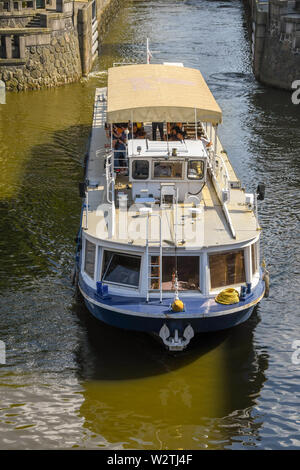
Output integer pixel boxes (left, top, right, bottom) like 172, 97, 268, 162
102, 251, 141, 287
153, 162, 182, 179
187, 160, 204, 180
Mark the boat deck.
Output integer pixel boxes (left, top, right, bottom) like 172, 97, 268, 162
82, 88, 259, 249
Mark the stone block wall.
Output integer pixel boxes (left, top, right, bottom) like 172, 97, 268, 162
248, 0, 300, 89
0, 0, 123, 91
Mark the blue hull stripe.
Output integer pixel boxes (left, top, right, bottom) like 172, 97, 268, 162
83, 297, 255, 333
79, 274, 265, 319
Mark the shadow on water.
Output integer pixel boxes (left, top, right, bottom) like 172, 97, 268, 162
72, 297, 268, 449
73, 293, 268, 385
0, 124, 90, 293
72, 296, 232, 381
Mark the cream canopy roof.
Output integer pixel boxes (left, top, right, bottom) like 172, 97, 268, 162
106, 64, 222, 125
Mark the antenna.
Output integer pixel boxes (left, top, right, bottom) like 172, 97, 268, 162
146, 38, 152, 64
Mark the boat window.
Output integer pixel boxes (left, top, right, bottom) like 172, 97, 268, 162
102, 251, 141, 287
209, 250, 245, 289
153, 161, 183, 179
132, 160, 149, 179
187, 160, 204, 180
251, 242, 258, 274
150, 255, 199, 291
84, 240, 96, 279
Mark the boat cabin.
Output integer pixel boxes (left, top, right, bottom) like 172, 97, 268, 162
128, 138, 207, 203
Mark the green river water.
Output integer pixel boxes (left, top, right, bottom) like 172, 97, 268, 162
0, 0, 299, 449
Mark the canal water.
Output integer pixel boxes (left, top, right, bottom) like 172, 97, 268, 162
0, 0, 299, 449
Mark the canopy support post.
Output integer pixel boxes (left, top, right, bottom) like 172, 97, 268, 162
214, 124, 218, 156
166, 121, 170, 156
110, 123, 113, 171
194, 107, 197, 140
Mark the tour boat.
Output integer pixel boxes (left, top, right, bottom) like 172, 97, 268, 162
74, 53, 268, 351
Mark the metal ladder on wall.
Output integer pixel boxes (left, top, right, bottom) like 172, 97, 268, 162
145, 212, 163, 303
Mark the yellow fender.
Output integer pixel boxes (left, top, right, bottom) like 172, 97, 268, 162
172, 299, 185, 312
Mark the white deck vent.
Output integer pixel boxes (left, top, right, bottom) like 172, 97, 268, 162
147, 140, 187, 153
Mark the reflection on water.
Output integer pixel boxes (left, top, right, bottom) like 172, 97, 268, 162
0, 0, 299, 450
75, 300, 267, 449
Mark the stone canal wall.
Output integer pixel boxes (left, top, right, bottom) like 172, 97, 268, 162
0, 0, 123, 91
247, 0, 300, 90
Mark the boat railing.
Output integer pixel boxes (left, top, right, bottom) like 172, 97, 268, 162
112, 149, 129, 173
207, 148, 236, 239
144, 211, 163, 303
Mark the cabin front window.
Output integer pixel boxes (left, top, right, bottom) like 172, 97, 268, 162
187, 160, 204, 180
102, 251, 141, 288
153, 161, 183, 179
209, 250, 245, 289
132, 160, 149, 179
150, 255, 199, 291
84, 240, 96, 279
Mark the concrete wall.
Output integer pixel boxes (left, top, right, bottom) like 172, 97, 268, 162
248, 0, 300, 90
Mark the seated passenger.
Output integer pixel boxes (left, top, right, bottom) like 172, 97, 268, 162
135, 128, 146, 138
168, 128, 179, 141
127, 124, 138, 139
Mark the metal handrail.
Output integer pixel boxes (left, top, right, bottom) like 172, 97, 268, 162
145, 212, 162, 303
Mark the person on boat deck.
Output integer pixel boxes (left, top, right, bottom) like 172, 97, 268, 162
173, 123, 186, 139
114, 138, 126, 169
200, 135, 212, 148
168, 128, 184, 141
112, 125, 127, 169
152, 122, 164, 141
135, 127, 146, 138
167, 127, 178, 141
127, 123, 138, 139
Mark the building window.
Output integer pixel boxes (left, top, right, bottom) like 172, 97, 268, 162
0, 37, 5, 59
11, 36, 20, 59
84, 240, 96, 278
187, 160, 204, 180
209, 250, 245, 289
132, 160, 149, 179
102, 251, 141, 288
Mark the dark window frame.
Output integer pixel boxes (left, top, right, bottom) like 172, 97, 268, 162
132, 159, 149, 180
84, 239, 96, 279
101, 250, 141, 288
